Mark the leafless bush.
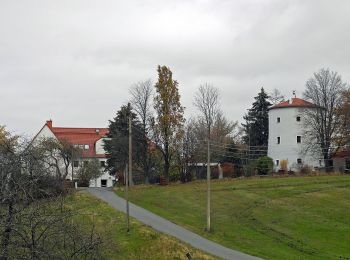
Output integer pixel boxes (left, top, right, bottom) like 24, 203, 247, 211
298, 164, 313, 175
0, 131, 101, 259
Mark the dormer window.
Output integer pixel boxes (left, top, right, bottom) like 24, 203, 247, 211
277, 117, 280, 123
84, 144, 89, 150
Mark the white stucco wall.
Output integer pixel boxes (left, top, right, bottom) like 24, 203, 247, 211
32, 124, 115, 186
95, 138, 108, 155
32, 125, 73, 178
89, 169, 115, 187
268, 107, 321, 171
33, 125, 57, 143
72, 159, 115, 187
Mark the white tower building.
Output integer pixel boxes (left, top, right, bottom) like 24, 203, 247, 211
268, 97, 322, 171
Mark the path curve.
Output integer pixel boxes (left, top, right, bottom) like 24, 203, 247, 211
88, 188, 262, 260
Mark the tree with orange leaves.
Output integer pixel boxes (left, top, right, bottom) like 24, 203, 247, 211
152, 65, 185, 182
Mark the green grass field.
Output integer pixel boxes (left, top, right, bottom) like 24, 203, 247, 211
65, 192, 215, 259
116, 175, 350, 260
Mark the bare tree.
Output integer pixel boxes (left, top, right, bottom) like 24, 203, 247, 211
77, 158, 102, 187
37, 138, 80, 183
191, 113, 238, 162
269, 88, 285, 105
193, 84, 220, 137
303, 68, 346, 171
336, 89, 350, 146
130, 79, 154, 183
176, 118, 200, 182
130, 79, 153, 128
193, 83, 220, 231
0, 130, 101, 259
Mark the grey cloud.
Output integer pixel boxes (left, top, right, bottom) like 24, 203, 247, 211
0, 0, 349, 135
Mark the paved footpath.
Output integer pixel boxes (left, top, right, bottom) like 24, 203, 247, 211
88, 188, 262, 260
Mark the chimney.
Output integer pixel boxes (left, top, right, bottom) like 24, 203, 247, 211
96, 129, 100, 135
46, 119, 52, 129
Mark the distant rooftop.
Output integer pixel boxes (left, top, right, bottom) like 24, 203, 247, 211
45, 120, 108, 158
269, 97, 316, 110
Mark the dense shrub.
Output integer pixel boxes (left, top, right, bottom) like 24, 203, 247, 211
169, 171, 180, 182
256, 156, 274, 175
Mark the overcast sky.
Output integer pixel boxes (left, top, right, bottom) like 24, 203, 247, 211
1, 0, 350, 136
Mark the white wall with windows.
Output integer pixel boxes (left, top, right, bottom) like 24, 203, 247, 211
268, 107, 321, 171
33, 125, 115, 187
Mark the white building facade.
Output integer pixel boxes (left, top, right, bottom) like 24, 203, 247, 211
268, 98, 322, 171
33, 120, 115, 187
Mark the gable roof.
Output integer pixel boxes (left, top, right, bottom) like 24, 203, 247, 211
269, 97, 317, 110
45, 120, 108, 158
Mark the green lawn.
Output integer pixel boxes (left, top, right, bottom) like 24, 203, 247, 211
116, 175, 350, 260
65, 191, 216, 259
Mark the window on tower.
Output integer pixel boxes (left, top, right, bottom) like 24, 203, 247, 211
297, 136, 301, 143
277, 137, 280, 144
296, 116, 301, 122
277, 117, 280, 123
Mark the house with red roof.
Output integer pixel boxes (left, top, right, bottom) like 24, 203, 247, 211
332, 147, 350, 172
33, 120, 115, 187
268, 97, 323, 171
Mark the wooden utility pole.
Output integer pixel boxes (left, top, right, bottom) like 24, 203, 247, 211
126, 102, 132, 232
206, 137, 211, 231
125, 164, 129, 232
128, 103, 134, 187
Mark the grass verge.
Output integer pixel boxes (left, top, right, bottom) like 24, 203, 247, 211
65, 191, 216, 259
116, 175, 350, 259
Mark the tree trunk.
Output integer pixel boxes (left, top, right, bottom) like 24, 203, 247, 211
143, 144, 149, 184
164, 140, 170, 183
324, 153, 332, 172
1, 201, 14, 259
164, 158, 170, 183
144, 175, 150, 185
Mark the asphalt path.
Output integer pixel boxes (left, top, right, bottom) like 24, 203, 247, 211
87, 188, 262, 260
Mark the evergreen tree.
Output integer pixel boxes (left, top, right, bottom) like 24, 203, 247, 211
222, 141, 242, 166
104, 105, 144, 176
242, 87, 271, 147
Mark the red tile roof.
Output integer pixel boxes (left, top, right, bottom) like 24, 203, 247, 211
46, 121, 108, 158
269, 98, 316, 110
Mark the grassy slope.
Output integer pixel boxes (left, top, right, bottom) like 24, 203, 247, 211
116, 175, 350, 260
65, 192, 216, 259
